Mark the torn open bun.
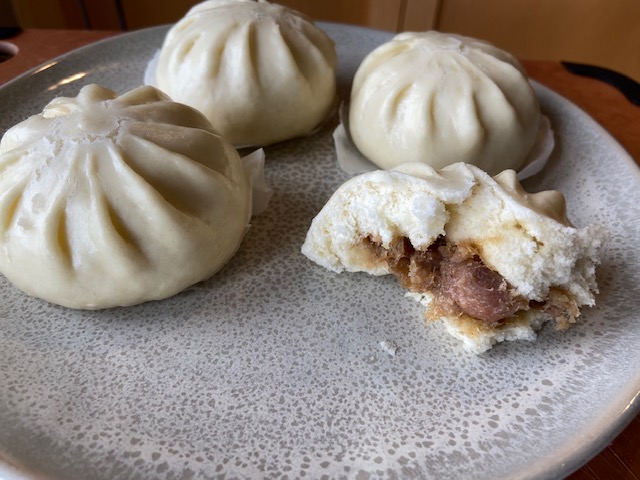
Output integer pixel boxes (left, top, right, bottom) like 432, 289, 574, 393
301, 162, 607, 353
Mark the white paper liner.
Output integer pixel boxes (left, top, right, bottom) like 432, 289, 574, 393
334, 102, 555, 181
143, 49, 160, 87
241, 148, 272, 217
515, 115, 554, 179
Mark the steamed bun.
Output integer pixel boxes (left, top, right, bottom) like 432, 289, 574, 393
0, 84, 251, 309
153, 0, 337, 147
302, 163, 606, 353
348, 31, 545, 175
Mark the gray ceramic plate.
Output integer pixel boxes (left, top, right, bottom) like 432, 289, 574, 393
1, 23, 639, 480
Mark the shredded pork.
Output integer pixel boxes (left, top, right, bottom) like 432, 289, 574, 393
363, 235, 578, 327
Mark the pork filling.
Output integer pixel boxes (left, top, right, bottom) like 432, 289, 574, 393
363, 236, 535, 326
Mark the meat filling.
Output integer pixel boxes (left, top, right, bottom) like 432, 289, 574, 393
439, 256, 525, 323
363, 236, 526, 326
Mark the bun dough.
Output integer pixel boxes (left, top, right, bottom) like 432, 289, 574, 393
154, 0, 337, 147
349, 31, 544, 175
0, 84, 251, 309
302, 163, 606, 353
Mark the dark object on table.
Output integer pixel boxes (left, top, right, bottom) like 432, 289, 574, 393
562, 61, 640, 106
0, 26, 20, 39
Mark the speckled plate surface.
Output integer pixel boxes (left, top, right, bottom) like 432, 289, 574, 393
1, 23, 639, 480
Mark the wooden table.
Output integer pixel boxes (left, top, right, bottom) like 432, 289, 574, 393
1, 28, 639, 480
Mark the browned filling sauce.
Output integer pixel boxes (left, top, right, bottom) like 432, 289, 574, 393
363, 235, 578, 328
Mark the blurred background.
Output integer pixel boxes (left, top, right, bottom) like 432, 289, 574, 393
5, 0, 640, 81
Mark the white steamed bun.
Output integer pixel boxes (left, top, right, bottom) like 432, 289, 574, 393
348, 31, 545, 175
154, 0, 337, 147
302, 162, 606, 353
0, 84, 251, 309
